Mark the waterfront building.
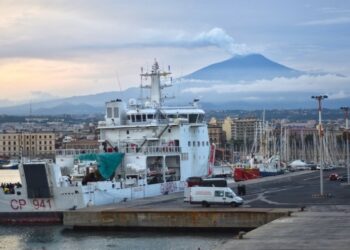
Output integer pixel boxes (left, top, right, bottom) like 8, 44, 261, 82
232, 118, 263, 142
222, 117, 233, 142
208, 119, 226, 148
0, 131, 55, 158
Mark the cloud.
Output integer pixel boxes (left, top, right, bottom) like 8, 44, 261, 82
181, 74, 350, 98
30, 91, 59, 101
0, 10, 251, 59
300, 17, 350, 26
184, 28, 250, 55
74, 27, 251, 56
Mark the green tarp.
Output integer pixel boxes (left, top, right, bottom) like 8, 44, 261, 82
78, 152, 124, 179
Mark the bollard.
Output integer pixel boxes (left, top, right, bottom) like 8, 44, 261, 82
241, 184, 246, 196
237, 184, 242, 195
237, 231, 246, 239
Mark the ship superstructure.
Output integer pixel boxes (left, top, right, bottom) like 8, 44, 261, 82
98, 60, 210, 185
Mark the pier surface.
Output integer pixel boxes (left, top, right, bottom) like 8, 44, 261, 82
216, 207, 350, 250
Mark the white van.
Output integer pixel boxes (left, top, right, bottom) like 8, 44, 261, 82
189, 186, 243, 207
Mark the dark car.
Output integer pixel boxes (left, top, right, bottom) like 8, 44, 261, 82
329, 173, 339, 181
186, 176, 203, 187
338, 175, 350, 182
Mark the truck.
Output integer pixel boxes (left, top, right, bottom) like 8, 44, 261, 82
189, 186, 243, 207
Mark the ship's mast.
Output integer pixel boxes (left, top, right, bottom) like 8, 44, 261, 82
140, 60, 172, 107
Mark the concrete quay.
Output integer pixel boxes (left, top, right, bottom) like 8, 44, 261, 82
63, 207, 293, 230
216, 208, 350, 250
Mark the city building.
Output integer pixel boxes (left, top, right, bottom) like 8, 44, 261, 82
222, 117, 233, 142
231, 118, 263, 143
0, 132, 55, 158
208, 119, 226, 148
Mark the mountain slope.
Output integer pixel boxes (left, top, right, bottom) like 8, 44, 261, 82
184, 53, 303, 81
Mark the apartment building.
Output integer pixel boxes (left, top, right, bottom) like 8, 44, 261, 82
208, 119, 226, 148
232, 118, 263, 142
0, 132, 55, 158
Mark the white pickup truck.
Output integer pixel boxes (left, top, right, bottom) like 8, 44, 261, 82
189, 186, 243, 207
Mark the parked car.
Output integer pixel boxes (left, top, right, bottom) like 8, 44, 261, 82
338, 175, 350, 182
329, 173, 339, 181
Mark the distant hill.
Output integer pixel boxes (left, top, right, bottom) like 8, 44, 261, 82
0, 88, 140, 115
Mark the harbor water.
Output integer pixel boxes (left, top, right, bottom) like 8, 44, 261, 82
0, 169, 20, 183
0, 225, 233, 250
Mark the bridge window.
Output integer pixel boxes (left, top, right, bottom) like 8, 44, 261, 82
197, 114, 204, 122
113, 107, 119, 117
142, 114, 146, 121
107, 107, 113, 118
188, 141, 191, 147
136, 114, 142, 122
147, 114, 154, 119
189, 114, 198, 123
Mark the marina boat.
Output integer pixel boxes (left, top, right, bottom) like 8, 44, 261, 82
232, 154, 284, 181
0, 61, 210, 219
233, 167, 260, 181
1, 159, 20, 170
252, 155, 284, 177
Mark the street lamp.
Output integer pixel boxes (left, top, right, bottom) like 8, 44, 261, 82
341, 106, 349, 184
312, 95, 328, 196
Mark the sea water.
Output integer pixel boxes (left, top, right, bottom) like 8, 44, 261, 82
0, 169, 20, 183
0, 225, 233, 250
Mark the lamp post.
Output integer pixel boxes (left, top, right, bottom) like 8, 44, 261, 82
341, 107, 349, 184
312, 95, 328, 196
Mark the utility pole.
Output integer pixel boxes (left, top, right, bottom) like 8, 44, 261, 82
312, 95, 328, 196
341, 107, 349, 184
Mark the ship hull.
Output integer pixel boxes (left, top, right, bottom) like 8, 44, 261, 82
234, 168, 260, 182
0, 212, 63, 224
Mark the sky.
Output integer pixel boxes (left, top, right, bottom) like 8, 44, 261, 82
0, 0, 350, 106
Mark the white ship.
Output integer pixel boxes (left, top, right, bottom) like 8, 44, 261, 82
0, 61, 210, 217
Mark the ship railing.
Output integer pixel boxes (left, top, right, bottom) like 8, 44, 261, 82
55, 149, 100, 156
141, 146, 181, 155
117, 146, 181, 155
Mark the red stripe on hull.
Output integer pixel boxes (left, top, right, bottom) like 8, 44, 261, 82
0, 212, 63, 225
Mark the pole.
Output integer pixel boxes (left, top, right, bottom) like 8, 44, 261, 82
341, 107, 349, 184
318, 101, 324, 196
312, 95, 327, 196
346, 110, 349, 185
